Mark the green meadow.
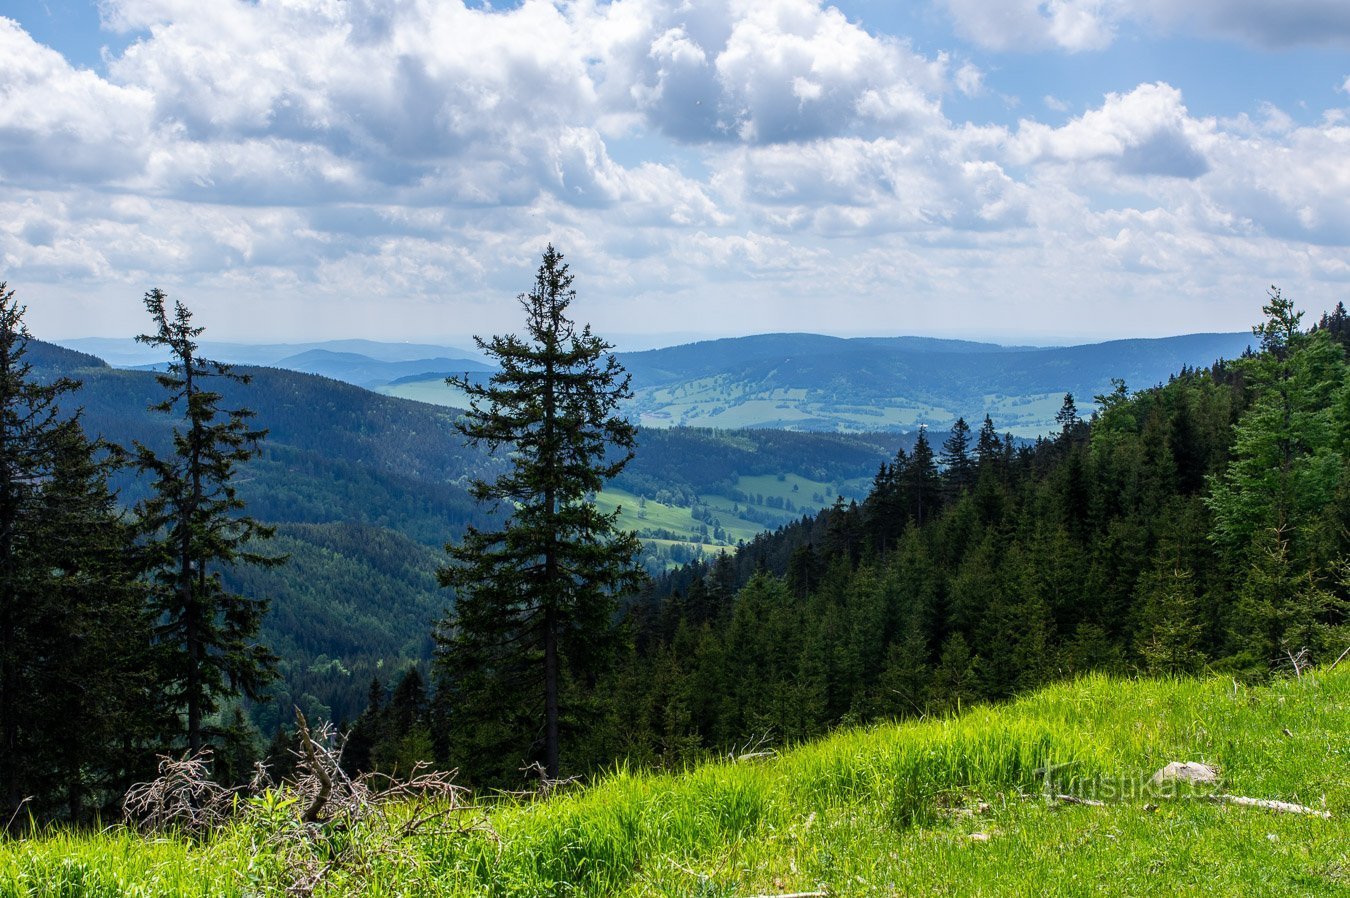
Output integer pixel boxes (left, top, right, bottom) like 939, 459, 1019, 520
5, 667, 1345, 896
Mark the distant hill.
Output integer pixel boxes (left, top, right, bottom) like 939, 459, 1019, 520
272, 349, 493, 388
381, 331, 1254, 435
613, 331, 1256, 434
58, 337, 487, 369
63, 331, 1256, 434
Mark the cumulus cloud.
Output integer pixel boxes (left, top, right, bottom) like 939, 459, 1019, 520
1011, 83, 1211, 178
604, 0, 947, 143
0, 18, 154, 184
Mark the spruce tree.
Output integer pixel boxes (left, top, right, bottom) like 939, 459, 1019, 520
940, 417, 975, 496
1207, 288, 1345, 569
436, 246, 644, 782
134, 289, 280, 755
905, 428, 941, 526
0, 285, 153, 823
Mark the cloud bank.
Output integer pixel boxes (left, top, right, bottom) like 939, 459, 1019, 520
1, 1, 1348, 342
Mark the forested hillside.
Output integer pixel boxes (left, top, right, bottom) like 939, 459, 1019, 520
25, 340, 912, 730
367, 297, 1349, 786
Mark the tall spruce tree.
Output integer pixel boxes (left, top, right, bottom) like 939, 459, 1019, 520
0, 284, 153, 823
134, 290, 279, 755
940, 417, 975, 496
436, 246, 644, 782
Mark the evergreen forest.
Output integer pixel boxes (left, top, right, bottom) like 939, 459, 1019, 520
357, 290, 1350, 788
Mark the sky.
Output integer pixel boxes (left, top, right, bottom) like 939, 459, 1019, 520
1, 0, 1348, 347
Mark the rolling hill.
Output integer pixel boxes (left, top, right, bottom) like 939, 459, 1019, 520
382, 331, 1257, 434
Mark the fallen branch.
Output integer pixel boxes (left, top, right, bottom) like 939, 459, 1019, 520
1330, 643, 1350, 672
1211, 794, 1331, 818
1054, 794, 1105, 807
294, 708, 333, 824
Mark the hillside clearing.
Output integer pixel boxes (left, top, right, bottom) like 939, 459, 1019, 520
3, 668, 1346, 896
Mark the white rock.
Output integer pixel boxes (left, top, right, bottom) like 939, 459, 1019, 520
1149, 761, 1220, 787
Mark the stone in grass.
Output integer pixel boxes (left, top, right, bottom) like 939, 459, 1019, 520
1149, 762, 1220, 787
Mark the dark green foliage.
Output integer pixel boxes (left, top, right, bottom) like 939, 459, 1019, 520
436, 247, 645, 783
0, 284, 155, 824
134, 290, 280, 754
940, 417, 975, 497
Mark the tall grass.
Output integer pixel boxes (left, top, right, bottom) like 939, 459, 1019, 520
3, 668, 1346, 896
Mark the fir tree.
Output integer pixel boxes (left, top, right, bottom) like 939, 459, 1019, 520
940, 417, 975, 496
134, 290, 280, 755
1207, 288, 1346, 582
0, 285, 153, 823
905, 428, 941, 527
436, 246, 644, 782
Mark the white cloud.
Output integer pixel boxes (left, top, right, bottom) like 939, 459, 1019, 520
941, 0, 1116, 52
1011, 83, 1211, 178
606, 0, 948, 143
0, 18, 154, 184
954, 63, 985, 98
3, 2, 1350, 345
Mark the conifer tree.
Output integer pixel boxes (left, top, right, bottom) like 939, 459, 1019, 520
974, 415, 1001, 470
0, 285, 153, 823
436, 246, 644, 782
940, 417, 975, 496
905, 428, 941, 526
1207, 288, 1346, 571
134, 289, 280, 755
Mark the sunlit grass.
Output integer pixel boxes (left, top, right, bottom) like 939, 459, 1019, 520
4, 668, 1346, 896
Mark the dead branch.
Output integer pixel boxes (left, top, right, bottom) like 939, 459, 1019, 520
294, 708, 332, 823
122, 749, 236, 835
1054, 794, 1106, 807
1211, 794, 1332, 818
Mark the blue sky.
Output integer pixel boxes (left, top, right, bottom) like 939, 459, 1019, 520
1, 0, 1348, 346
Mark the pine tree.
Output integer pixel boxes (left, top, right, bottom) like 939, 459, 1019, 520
940, 417, 975, 496
974, 415, 1001, 471
1208, 288, 1346, 576
904, 429, 941, 526
0, 285, 154, 823
134, 290, 280, 755
436, 246, 645, 782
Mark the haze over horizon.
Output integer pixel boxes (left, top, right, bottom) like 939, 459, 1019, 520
3, 0, 1348, 344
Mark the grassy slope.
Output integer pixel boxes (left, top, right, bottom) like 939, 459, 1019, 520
4, 669, 1346, 896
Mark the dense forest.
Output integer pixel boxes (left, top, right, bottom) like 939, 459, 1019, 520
353, 293, 1349, 787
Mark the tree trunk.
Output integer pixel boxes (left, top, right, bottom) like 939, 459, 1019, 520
544, 600, 559, 780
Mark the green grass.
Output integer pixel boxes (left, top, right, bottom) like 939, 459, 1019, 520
5, 670, 1347, 896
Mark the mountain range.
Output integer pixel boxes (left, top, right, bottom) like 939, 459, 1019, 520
392, 331, 1258, 434
59, 331, 1256, 435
